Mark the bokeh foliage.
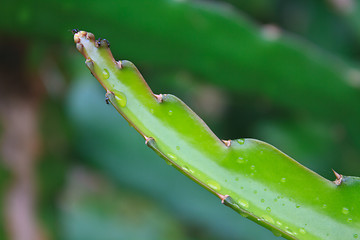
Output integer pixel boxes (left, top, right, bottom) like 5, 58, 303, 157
1, 0, 360, 239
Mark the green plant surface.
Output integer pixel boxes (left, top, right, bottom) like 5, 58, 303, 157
73, 30, 360, 240
66, 75, 281, 240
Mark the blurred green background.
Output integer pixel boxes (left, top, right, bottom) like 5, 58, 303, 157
1, 0, 360, 239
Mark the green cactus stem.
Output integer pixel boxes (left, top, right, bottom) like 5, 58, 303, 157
73, 30, 360, 240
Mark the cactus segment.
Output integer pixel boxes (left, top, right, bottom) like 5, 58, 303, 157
74, 30, 360, 240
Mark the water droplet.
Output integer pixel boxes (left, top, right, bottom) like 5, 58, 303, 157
266, 207, 271, 212
238, 199, 249, 209
168, 110, 173, 116
168, 154, 177, 160
237, 138, 245, 145
182, 166, 194, 174
261, 199, 265, 203
262, 215, 274, 224
280, 177, 286, 183
176, 146, 180, 150
322, 204, 327, 209
166, 161, 173, 166
113, 90, 127, 107
102, 69, 110, 79
296, 204, 300, 208
299, 228, 306, 234
264, 188, 267, 191
342, 207, 350, 214
235, 177, 239, 181
207, 180, 221, 191
237, 157, 246, 164
277, 196, 281, 199
276, 221, 282, 226
274, 198, 278, 202
354, 234, 358, 239
272, 230, 282, 237
253, 190, 258, 194
150, 108, 154, 114
250, 165, 256, 170
285, 228, 295, 236
240, 186, 244, 189
347, 218, 353, 223
250, 173, 254, 176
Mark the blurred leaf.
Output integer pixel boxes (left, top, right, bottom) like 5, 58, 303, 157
2, 0, 360, 130
275, 0, 357, 56
60, 167, 187, 240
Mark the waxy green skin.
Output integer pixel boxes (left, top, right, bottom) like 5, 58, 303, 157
74, 31, 360, 240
